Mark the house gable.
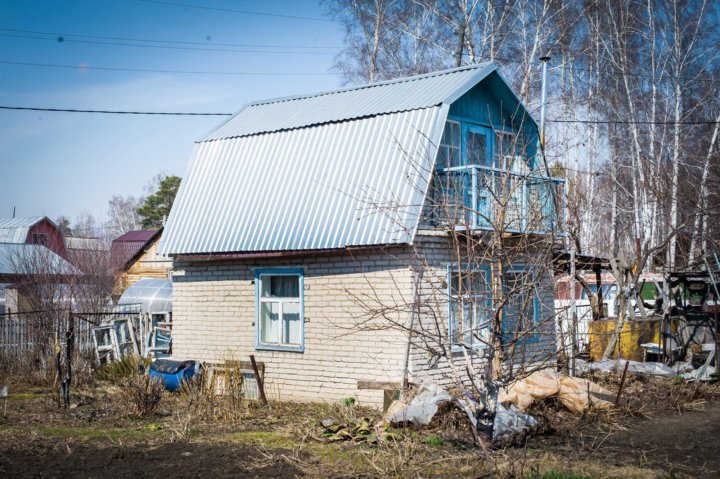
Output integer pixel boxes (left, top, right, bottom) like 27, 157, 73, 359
448, 71, 539, 161
160, 63, 540, 257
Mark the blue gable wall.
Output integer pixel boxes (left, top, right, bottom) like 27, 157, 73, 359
448, 71, 539, 162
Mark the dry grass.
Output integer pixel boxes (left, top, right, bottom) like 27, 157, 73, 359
3, 357, 720, 478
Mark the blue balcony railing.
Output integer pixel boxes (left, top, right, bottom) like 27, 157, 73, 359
432, 164, 565, 234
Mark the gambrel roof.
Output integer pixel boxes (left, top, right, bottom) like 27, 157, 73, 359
160, 62, 533, 256
0, 217, 47, 243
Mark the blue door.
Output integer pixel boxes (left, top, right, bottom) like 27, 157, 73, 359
463, 124, 493, 227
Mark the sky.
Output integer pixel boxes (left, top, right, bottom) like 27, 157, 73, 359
0, 0, 346, 227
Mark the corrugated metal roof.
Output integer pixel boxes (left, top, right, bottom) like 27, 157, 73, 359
201, 62, 495, 141
0, 217, 44, 243
0, 243, 79, 276
113, 230, 157, 243
162, 106, 445, 254
110, 230, 159, 269
65, 237, 109, 251
160, 63, 511, 256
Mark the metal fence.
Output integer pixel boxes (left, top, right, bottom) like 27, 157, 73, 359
0, 311, 96, 356
555, 303, 593, 356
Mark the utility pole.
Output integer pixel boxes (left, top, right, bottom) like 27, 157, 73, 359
539, 56, 551, 150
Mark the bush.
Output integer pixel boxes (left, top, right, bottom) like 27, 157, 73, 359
96, 355, 149, 383
121, 371, 164, 417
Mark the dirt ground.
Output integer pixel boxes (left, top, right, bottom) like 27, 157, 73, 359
1, 371, 719, 479
528, 401, 720, 479
0, 441, 301, 479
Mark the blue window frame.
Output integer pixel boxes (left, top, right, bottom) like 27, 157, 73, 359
255, 268, 304, 352
447, 264, 541, 349
463, 123, 493, 167
501, 266, 541, 345
447, 265, 491, 350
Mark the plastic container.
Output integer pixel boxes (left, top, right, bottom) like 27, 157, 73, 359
148, 359, 197, 391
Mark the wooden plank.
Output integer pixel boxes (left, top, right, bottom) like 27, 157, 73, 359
250, 355, 268, 406
357, 380, 403, 390
209, 360, 265, 375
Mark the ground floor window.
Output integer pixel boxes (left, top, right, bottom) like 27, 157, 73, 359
448, 266, 491, 350
448, 264, 541, 348
502, 267, 540, 344
255, 268, 304, 352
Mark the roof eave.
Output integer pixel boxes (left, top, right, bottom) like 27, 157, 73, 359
173, 243, 410, 262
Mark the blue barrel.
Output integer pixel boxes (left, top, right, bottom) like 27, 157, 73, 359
148, 359, 197, 391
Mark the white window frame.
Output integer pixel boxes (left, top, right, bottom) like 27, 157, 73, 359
438, 120, 462, 168
447, 266, 491, 351
255, 268, 304, 352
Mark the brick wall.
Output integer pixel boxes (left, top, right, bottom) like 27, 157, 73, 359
171, 247, 414, 408
406, 233, 557, 390
170, 234, 558, 408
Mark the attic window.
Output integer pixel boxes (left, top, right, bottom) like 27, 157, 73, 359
437, 120, 461, 168
32, 233, 47, 246
494, 131, 517, 170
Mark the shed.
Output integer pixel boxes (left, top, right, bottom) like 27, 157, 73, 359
111, 229, 171, 299
110, 230, 158, 270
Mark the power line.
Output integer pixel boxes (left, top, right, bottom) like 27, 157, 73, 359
0, 27, 340, 50
0, 32, 336, 55
0, 60, 332, 76
138, 0, 334, 22
3, 105, 718, 125
548, 118, 720, 125
0, 106, 231, 116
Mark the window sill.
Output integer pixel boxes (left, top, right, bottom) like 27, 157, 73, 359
451, 344, 487, 355
255, 344, 304, 353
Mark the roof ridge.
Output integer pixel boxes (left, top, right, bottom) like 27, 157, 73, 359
248, 62, 493, 108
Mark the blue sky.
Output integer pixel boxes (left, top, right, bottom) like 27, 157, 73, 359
0, 0, 345, 226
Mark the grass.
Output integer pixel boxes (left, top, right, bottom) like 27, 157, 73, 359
424, 435, 445, 446
5, 392, 49, 402
0, 424, 165, 442
528, 472, 592, 479
227, 430, 298, 449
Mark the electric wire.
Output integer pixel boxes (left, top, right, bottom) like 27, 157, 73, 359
2, 104, 716, 125
0, 27, 340, 50
138, 0, 334, 22
0, 32, 336, 55
0, 60, 332, 76
0, 106, 230, 116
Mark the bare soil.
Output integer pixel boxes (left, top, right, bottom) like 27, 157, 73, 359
1, 371, 719, 478
600, 402, 720, 477
0, 441, 301, 479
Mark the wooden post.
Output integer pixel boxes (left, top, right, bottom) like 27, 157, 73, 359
61, 312, 74, 408
570, 245, 577, 376
614, 360, 630, 406
596, 267, 603, 319
249, 355, 268, 406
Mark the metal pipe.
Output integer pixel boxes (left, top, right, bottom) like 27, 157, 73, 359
539, 56, 551, 150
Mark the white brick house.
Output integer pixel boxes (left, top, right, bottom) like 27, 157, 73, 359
160, 63, 564, 409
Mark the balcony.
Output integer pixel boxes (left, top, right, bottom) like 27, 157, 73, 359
432, 163, 565, 235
